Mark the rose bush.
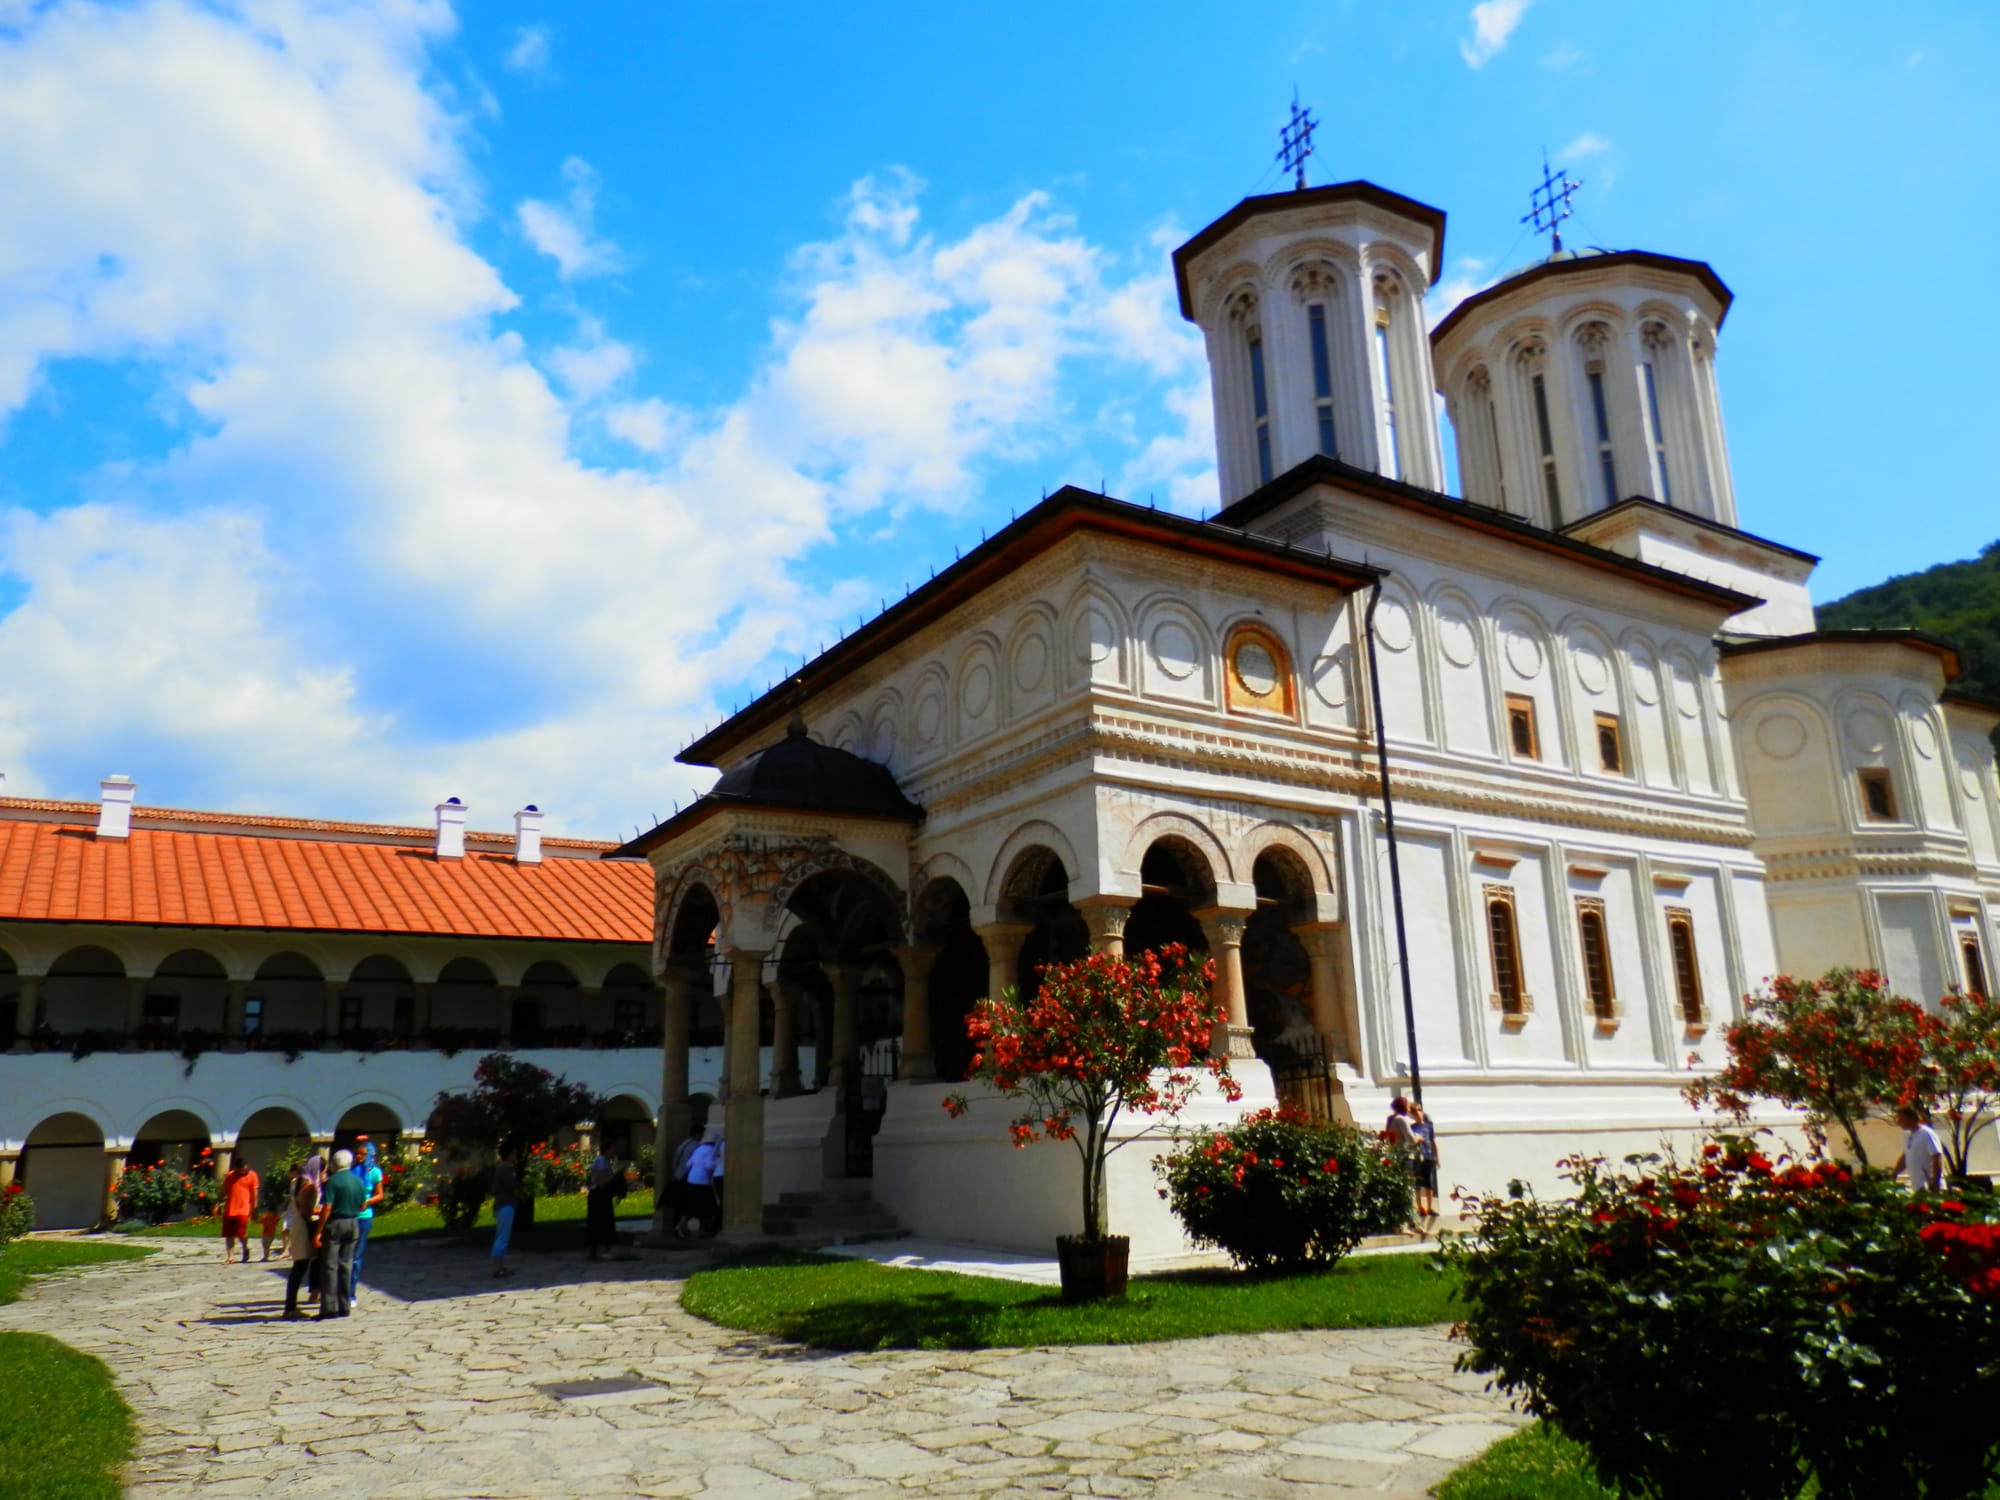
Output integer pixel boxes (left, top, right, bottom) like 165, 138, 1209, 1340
521, 1139, 593, 1197
0, 1182, 34, 1245
113, 1164, 214, 1225
1444, 1138, 2000, 1500
1155, 1107, 1410, 1271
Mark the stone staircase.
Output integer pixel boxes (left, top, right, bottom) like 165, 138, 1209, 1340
761, 1182, 907, 1246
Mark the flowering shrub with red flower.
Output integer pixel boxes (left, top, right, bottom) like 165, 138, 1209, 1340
1683, 968, 1929, 1165
942, 944, 1237, 1242
1444, 1137, 2000, 1500
112, 1163, 214, 1225
1919, 986, 2000, 1178
0, 1182, 35, 1246
521, 1139, 595, 1198
1153, 1107, 1410, 1271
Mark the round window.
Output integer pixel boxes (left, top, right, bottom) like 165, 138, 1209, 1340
1233, 639, 1280, 697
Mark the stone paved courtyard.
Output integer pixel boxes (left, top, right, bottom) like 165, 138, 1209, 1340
0, 1234, 1524, 1498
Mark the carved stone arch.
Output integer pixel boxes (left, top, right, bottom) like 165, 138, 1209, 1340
1509, 330, 1553, 370
330, 1089, 421, 1135
907, 662, 953, 757
955, 632, 1002, 739
1557, 613, 1620, 699
1003, 601, 1060, 720
1270, 238, 1360, 300
1445, 348, 1492, 391
1133, 592, 1217, 700
1734, 690, 1843, 813
659, 874, 724, 969
1895, 690, 1952, 771
986, 821, 1083, 910
1199, 264, 1264, 327
1424, 580, 1487, 675
1121, 810, 1235, 891
828, 709, 865, 755
26, 1101, 112, 1145
1558, 301, 1629, 343
1060, 581, 1131, 692
763, 842, 909, 947
1239, 820, 1337, 903
864, 686, 905, 766
124, 1093, 225, 1143
911, 850, 980, 932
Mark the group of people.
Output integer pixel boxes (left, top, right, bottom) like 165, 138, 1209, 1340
661, 1123, 724, 1239
217, 1138, 386, 1320
482, 1141, 629, 1277
1385, 1095, 1442, 1236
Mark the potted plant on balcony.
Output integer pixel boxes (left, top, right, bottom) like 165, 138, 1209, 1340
943, 943, 1237, 1300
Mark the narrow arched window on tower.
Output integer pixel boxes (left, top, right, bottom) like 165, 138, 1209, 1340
1531, 371, 1560, 517
1248, 327, 1273, 486
1586, 360, 1618, 506
1373, 308, 1400, 481
1308, 304, 1338, 458
1642, 325, 1675, 507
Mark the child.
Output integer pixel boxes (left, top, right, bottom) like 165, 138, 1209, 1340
258, 1201, 282, 1262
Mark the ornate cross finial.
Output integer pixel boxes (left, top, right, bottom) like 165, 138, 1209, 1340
1522, 149, 1582, 254
1277, 94, 1318, 191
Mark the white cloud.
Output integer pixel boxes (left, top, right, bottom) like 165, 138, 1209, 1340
517, 157, 619, 279
0, 0, 1203, 834
503, 24, 549, 75
1460, 0, 1531, 68
1540, 41, 1586, 71
1560, 131, 1611, 161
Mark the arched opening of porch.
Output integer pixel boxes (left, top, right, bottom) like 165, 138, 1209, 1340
251, 952, 327, 1040
517, 960, 580, 1047
127, 1108, 212, 1173
597, 1094, 654, 1162
999, 847, 1088, 996
236, 1105, 313, 1175
0, 946, 19, 1044
1124, 837, 1214, 957
42, 946, 126, 1038
431, 957, 499, 1044
151, 949, 228, 1038
20, 1111, 107, 1229
334, 1101, 404, 1159
1244, 848, 1318, 1049
347, 955, 416, 1040
913, 877, 987, 1083
601, 963, 659, 1043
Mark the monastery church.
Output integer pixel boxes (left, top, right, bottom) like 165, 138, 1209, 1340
4, 163, 1997, 1251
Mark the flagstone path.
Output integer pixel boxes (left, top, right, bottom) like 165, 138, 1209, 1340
0, 1233, 1524, 1498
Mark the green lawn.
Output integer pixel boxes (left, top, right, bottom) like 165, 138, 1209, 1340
682, 1249, 1457, 1350
127, 1189, 655, 1244
0, 1332, 134, 1500
0, 1240, 153, 1307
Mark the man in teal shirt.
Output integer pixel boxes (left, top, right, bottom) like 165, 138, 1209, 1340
315, 1149, 368, 1319
348, 1137, 386, 1305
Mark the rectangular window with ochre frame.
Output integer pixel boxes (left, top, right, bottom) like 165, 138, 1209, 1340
1505, 693, 1540, 760
1858, 768, 1898, 822
1594, 712, 1625, 774
1963, 933, 1991, 1000
1485, 886, 1528, 1025
1667, 909, 1705, 1030
1576, 897, 1617, 1030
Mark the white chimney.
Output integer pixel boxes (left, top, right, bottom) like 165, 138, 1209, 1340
514, 804, 544, 865
98, 775, 137, 839
434, 797, 467, 860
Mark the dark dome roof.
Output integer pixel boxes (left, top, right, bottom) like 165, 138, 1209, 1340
708, 719, 920, 822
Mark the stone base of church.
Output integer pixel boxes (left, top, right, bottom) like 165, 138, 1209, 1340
762, 1090, 843, 1199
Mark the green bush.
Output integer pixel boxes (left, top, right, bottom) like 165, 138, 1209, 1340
1154, 1107, 1411, 1272
0, 1183, 35, 1246
520, 1139, 591, 1197
111, 1165, 214, 1226
374, 1136, 424, 1210
438, 1166, 490, 1235
1444, 1138, 2000, 1500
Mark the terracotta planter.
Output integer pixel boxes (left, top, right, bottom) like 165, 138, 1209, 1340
1055, 1234, 1130, 1301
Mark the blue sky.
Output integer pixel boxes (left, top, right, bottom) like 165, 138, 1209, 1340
0, 0, 1993, 836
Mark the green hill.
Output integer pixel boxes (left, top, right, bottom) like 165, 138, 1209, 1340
1817, 540, 2000, 748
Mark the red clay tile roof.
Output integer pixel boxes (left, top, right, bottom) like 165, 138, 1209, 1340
0, 816, 652, 944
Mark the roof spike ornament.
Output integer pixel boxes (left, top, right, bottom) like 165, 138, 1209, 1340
1522, 148, 1582, 256
1277, 92, 1317, 191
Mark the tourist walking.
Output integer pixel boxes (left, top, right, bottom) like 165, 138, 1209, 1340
1384, 1097, 1424, 1238
584, 1148, 618, 1260
1408, 1101, 1441, 1226
490, 1145, 522, 1279
282, 1156, 323, 1320
348, 1138, 386, 1306
220, 1158, 260, 1265
665, 1122, 701, 1231
315, 1149, 366, 1319
675, 1128, 719, 1239
1894, 1105, 1946, 1193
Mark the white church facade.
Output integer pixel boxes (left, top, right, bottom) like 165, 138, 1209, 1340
626, 179, 2000, 1255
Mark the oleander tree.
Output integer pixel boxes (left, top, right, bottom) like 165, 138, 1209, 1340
430, 1054, 603, 1158
1922, 988, 2000, 1177
943, 943, 1239, 1242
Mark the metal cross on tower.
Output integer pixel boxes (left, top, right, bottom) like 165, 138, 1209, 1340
1522, 149, 1582, 253
1277, 96, 1317, 191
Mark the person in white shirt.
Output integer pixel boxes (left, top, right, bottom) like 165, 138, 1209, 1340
1893, 1105, 1946, 1193
675, 1129, 720, 1239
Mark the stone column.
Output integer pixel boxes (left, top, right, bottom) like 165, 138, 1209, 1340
223, 979, 251, 1051
811, 990, 835, 1090
1292, 921, 1347, 1050
1197, 908, 1257, 1060
821, 963, 863, 1098
103, 1147, 127, 1225
722, 948, 768, 1235
8, 976, 35, 1052
1076, 898, 1136, 957
321, 983, 343, 1051
652, 967, 694, 1236
0, 1152, 16, 1192
974, 921, 1034, 1003
893, 945, 940, 1081
770, 977, 804, 1098
212, 1142, 233, 1179
123, 977, 149, 1050
410, 983, 434, 1038
573, 1122, 595, 1155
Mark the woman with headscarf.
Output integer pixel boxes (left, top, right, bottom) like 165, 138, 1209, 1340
282, 1153, 324, 1320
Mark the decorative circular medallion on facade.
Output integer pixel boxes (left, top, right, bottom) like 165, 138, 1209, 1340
870, 717, 897, 763
1672, 662, 1701, 719
1373, 598, 1414, 652
1436, 612, 1477, 668
1843, 708, 1888, 757
913, 691, 943, 745
1311, 650, 1350, 708
1011, 634, 1049, 695
1502, 625, 1543, 680
1754, 711, 1807, 761
1629, 644, 1661, 705
1572, 643, 1611, 695
1233, 639, 1280, 696
961, 662, 993, 719
1149, 620, 1199, 681
1077, 609, 1116, 666
1909, 715, 1938, 761
1962, 756, 1986, 798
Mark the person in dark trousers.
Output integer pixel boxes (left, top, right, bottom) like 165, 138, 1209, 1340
584, 1148, 618, 1261
490, 1145, 523, 1278
314, 1148, 366, 1319
281, 1156, 322, 1320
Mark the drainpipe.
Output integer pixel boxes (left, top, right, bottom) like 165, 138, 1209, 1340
1362, 582, 1423, 1106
